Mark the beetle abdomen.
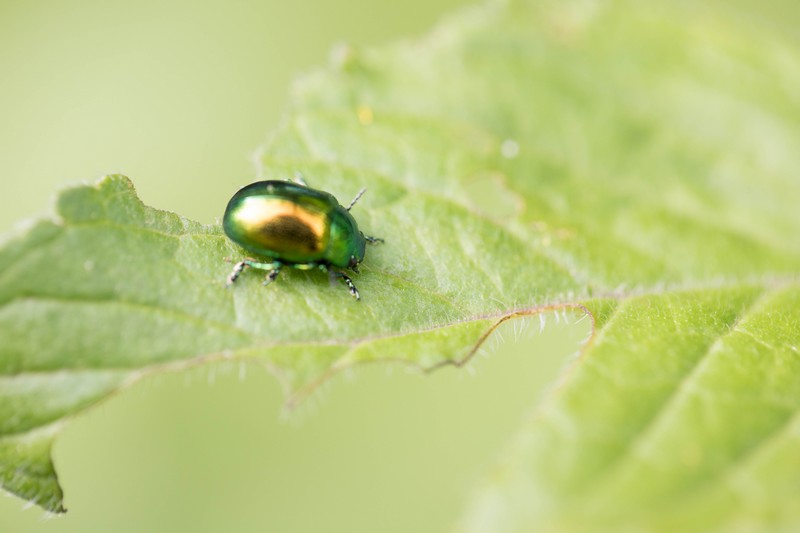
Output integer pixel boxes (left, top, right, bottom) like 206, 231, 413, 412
262, 214, 321, 253
224, 195, 330, 263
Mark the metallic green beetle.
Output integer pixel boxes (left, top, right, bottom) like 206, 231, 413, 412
223, 176, 383, 300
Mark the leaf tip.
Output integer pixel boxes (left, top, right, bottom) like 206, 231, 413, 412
55, 174, 144, 225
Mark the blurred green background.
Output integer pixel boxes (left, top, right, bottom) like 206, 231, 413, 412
0, 0, 587, 531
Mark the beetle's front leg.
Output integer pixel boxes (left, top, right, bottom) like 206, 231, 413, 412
326, 268, 360, 300
364, 234, 384, 244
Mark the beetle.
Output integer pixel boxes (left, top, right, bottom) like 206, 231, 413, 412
222, 176, 383, 300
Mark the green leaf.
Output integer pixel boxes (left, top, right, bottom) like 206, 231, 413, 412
463, 286, 800, 531
1, 0, 799, 526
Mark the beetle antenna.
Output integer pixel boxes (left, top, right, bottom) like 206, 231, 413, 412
346, 187, 367, 211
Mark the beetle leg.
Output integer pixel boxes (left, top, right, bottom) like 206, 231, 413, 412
364, 234, 384, 244
226, 260, 249, 286
332, 270, 360, 300
292, 172, 308, 186
226, 258, 281, 287
263, 263, 282, 286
